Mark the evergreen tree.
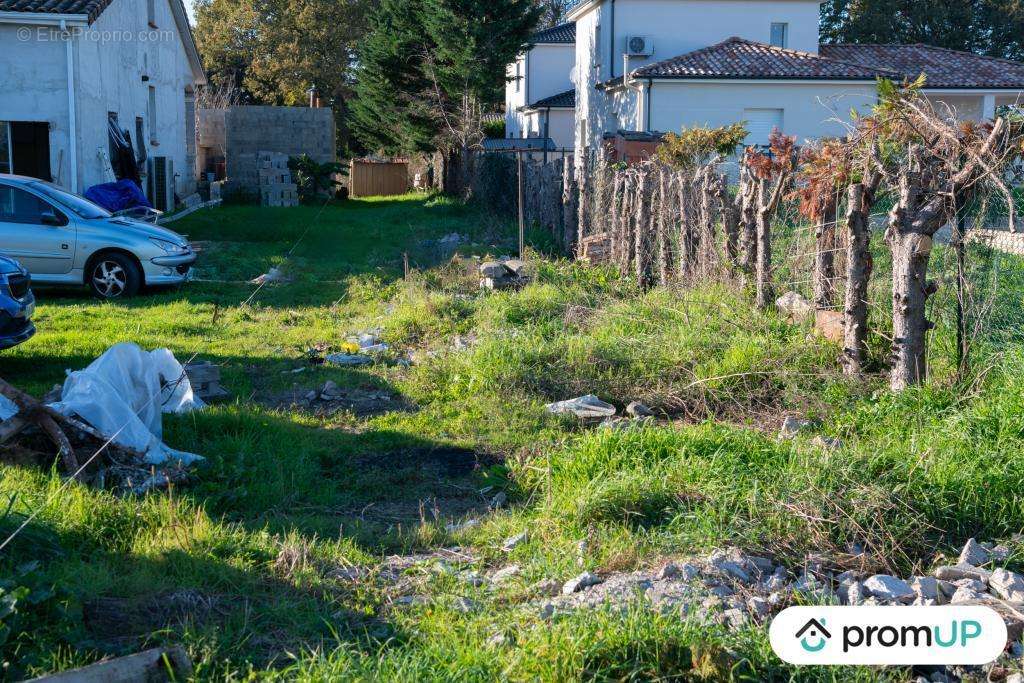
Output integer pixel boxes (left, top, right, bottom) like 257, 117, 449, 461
350, 0, 541, 156
821, 0, 1024, 61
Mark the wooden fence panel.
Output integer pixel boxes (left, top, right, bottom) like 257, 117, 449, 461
350, 161, 409, 197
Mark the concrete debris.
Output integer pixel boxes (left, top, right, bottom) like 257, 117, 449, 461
775, 291, 813, 323
990, 568, 1024, 602
562, 572, 603, 595
491, 565, 521, 584
625, 401, 655, 418
811, 435, 843, 450
250, 266, 292, 285
863, 575, 915, 602
779, 416, 817, 439
814, 309, 845, 344
28, 646, 193, 682
184, 362, 231, 403
545, 395, 616, 420
934, 563, 991, 583
959, 538, 991, 567
501, 531, 528, 553
325, 353, 373, 367
479, 259, 532, 291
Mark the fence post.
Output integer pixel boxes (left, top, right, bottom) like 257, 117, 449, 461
561, 155, 577, 253
517, 151, 525, 259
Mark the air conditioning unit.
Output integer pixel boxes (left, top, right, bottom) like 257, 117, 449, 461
625, 35, 654, 57
147, 156, 174, 212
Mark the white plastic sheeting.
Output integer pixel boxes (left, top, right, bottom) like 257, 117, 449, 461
0, 343, 205, 466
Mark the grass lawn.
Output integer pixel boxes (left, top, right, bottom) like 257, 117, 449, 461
4, 193, 1024, 680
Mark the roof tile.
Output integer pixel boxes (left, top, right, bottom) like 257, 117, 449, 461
628, 37, 896, 82
0, 0, 114, 23
820, 44, 1024, 89
531, 22, 575, 45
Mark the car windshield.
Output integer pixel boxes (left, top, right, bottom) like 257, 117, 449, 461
27, 181, 112, 220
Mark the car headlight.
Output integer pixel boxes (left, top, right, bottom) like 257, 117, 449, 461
150, 238, 188, 254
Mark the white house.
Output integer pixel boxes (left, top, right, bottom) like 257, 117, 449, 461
566, 0, 1024, 166
0, 0, 205, 200
505, 22, 576, 150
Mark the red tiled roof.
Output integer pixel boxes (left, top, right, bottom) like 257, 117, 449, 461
0, 0, 114, 23
820, 44, 1024, 89
625, 37, 897, 82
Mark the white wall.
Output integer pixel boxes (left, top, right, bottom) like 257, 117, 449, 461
505, 55, 528, 137
0, 24, 74, 186
0, 0, 197, 195
522, 109, 575, 149
579, 0, 821, 85
574, 3, 608, 158
644, 80, 878, 143
506, 43, 574, 140
573, 0, 821, 164
75, 0, 196, 195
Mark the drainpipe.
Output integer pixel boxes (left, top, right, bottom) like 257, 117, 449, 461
543, 107, 551, 164
646, 78, 652, 133
61, 19, 78, 192
609, 0, 616, 80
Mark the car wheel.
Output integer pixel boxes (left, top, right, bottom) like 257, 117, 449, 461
89, 253, 141, 299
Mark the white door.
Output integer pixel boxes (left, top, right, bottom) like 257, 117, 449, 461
743, 108, 784, 147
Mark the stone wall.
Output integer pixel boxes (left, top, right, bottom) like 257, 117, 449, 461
197, 106, 335, 192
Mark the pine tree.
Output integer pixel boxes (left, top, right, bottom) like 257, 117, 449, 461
350, 0, 541, 156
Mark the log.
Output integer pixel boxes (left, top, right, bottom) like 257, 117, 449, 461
27, 647, 193, 682
0, 377, 81, 478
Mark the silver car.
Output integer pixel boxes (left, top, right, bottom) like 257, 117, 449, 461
0, 174, 196, 299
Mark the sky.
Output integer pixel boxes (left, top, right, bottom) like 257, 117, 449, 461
185, 0, 196, 25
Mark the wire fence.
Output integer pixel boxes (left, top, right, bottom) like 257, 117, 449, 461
478, 149, 1024, 382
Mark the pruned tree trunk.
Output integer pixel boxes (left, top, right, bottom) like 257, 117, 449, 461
716, 173, 741, 268
738, 167, 758, 276
562, 156, 578, 254
812, 203, 839, 309
634, 173, 651, 288
576, 162, 590, 258
608, 173, 623, 267
887, 170, 938, 391
754, 178, 774, 309
841, 178, 878, 376
656, 169, 670, 286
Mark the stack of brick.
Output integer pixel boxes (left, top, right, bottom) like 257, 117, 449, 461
257, 152, 298, 207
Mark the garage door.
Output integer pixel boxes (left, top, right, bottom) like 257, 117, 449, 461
743, 108, 784, 147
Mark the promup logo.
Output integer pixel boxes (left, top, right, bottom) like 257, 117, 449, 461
771, 606, 1006, 666
795, 618, 831, 653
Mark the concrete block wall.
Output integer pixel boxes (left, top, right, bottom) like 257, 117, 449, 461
224, 106, 335, 193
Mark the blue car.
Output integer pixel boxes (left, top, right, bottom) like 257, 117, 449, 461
0, 256, 35, 350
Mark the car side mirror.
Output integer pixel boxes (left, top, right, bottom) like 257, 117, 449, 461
40, 210, 64, 227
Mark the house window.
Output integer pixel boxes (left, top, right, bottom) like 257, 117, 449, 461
148, 86, 158, 144
770, 23, 788, 48
147, 0, 156, 27
0, 123, 11, 174
515, 60, 522, 93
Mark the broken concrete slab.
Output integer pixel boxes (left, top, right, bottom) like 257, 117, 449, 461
545, 395, 616, 420
27, 646, 192, 682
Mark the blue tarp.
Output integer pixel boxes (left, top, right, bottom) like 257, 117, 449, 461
84, 179, 152, 213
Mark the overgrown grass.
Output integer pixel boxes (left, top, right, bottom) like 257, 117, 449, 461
1, 194, 1023, 680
